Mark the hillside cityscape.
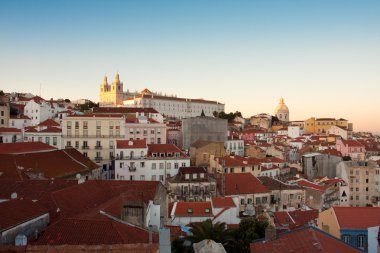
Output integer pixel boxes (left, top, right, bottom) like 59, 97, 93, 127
1, 1, 380, 253
0, 79, 379, 252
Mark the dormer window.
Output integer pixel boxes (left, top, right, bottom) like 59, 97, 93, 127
160, 153, 165, 157
152, 153, 157, 157
205, 208, 210, 213
187, 208, 193, 213
200, 173, 205, 178
175, 152, 180, 157
185, 174, 190, 180
193, 174, 198, 179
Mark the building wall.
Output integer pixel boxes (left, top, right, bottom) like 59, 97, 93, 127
182, 117, 227, 149
124, 97, 224, 119
340, 228, 368, 251
189, 142, 225, 167
0, 213, 49, 245
0, 132, 22, 143
212, 206, 240, 225
0, 102, 10, 128
9, 118, 31, 129
367, 226, 379, 253
62, 116, 125, 177
125, 123, 166, 144
24, 132, 62, 149
225, 140, 244, 156
318, 208, 341, 238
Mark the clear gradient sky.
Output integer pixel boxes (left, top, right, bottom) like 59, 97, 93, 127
0, 0, 379, 132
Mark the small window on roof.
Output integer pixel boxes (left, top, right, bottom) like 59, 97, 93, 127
187, 208, 193, 213
205, 208, 210, 213
200, 173, 205, 178
185, 174, 190, 180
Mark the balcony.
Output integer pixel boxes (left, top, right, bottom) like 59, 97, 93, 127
65, 145, 73, 148
95, 145, 103, 150
81, 146, 89, 149
95, 156, 103, 161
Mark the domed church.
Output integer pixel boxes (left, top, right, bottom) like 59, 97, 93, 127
274, 98, 289, 122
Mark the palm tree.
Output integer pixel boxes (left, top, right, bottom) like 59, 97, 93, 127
186, 219, 234, 248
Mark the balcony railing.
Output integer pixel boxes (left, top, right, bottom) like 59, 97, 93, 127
95, 145, 103, 150
65, 145, 72, 148
81, 146, 89, 149
95, 156, 103, 161
116, 156, 146, 160
128, 166, 136, 172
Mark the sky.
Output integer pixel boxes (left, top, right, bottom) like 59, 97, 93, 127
0, 0, 379, 132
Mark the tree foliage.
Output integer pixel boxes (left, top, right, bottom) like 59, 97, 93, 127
174, 217, 268, 253
213, 111, 243, 122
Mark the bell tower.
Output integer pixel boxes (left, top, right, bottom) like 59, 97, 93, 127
111, 72, 124, 106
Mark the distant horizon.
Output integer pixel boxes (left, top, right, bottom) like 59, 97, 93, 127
1, 1, 379, 132
2, 86, 379, 133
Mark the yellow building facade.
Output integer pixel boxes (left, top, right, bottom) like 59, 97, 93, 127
304, 117, 349, 134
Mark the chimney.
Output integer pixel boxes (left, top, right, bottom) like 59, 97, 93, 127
265, 226, 277, 242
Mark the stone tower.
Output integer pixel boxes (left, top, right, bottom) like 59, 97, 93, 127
99, 73, 124, 107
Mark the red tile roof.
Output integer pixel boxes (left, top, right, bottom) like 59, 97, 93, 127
0, 199, 49, 231
10, 115, 30, 119
92, 107, 159, 114
339, 140, 365, 147
174, 202, 213, 217
38, 119, 60, 127
0, 179, 77, 201
116, 139, 147, 149
333, 206, 380, 229
295, 179, 325, 192
148, 144, 187, 157
273, 210, 318, 229
0, 149, 99, 179
0, 142, 56, 154
250, 226, 361, 253
211, 197, 235, 208
0, 127, 22, 133
321, 148, 342, 156
223, 173, 270, 195
39, 126, 62, 133
35, 218, 158, 245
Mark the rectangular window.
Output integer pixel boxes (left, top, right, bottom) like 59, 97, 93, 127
75, 141, 79, 148
83, 121, 88, 129
159, 163, 164, 169
159, 175, 164, 181
175, 163, 179, 169
152, 175, 156, 181
167, 163, 171, 169
357, 235, 366, 250
140, 175, 145, 180
152, 163, 156, 169
45, 137, 50, 144
53, 137, 57, 145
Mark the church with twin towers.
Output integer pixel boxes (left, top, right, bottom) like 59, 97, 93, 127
99, 73, 225, 119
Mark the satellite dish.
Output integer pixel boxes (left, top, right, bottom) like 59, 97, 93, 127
11, 192, 17, 199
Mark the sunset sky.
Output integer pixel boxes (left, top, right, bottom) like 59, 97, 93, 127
0, 0, 379, 132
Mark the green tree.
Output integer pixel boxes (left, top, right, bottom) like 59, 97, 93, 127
0, 90, 4, 96
185, 220, 234, 250
231, 218, 268, 253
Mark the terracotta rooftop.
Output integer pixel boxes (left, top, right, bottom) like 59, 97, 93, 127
38, 119, 60, 127
92, 107, 159, 114
0, 199, 49, 231
0, 148, 99, 179
35, 218, 158, 245
250, 226, 361, 253
273, 209, 318, 229
211, 197, 235, 208
222, 173, 270, 195
116, 139, 147, 149
0, 142, 56, 154
333, 206, 380, 229
148, 144, 187, 157
174, 202, 213, 217
339, 140, 365, 147
258, 176, 303, 190
0, 127, 22, 133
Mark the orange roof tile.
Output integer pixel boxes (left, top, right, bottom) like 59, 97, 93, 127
333, 206, 380, 229
174, 202, 213, 217
250, 226, 361, 253
223, 173, 270, 195
0, 142, 56, 154
0, 199, 49, 231
116, 139, 147, 149
211, 197, 235, 208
